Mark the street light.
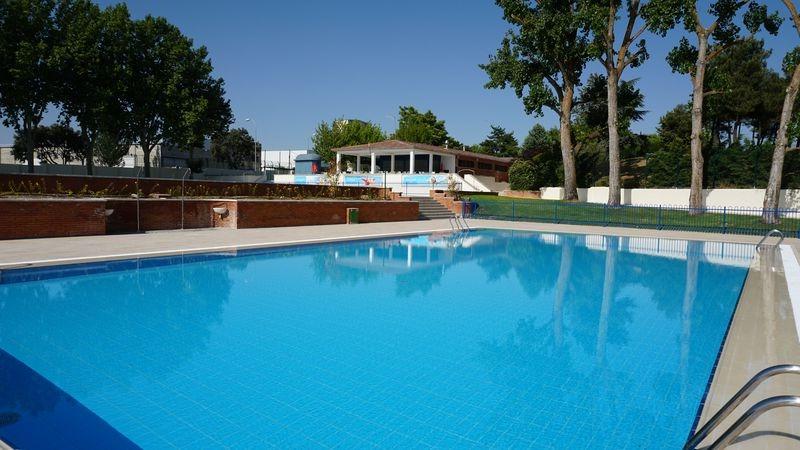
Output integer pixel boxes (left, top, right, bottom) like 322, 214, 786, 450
245, 118, 259, 173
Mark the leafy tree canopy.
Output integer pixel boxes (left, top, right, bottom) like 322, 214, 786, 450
12, 123, 81, 164
0, 0, 60, 171
391, 106, 460, 147
211, 128, 261, 170
312, 118, 386, 163
574, 74, 646, 133
475, 125, 519, 157
127, 15, 232, 176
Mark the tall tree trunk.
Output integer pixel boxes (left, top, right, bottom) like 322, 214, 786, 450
82, 129, 94, 176
762, 59, 800, 223
142, 141, 152, 177
688, 34, 709, 214
607, 71, 621, 206
596, 236, 618, 364
763, 0, 800, 224
553, 236, 574, 349
23, 114, 34, 173
560, 84, 578, 200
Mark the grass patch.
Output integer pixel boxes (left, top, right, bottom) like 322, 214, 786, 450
467, 195, 800, 237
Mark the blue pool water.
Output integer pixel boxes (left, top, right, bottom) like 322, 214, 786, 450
0, 230, 753, 449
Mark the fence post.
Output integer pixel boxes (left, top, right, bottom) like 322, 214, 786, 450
722, 207, 727, 234
554, 202, 559, 223
512, 200, 516, 221
657, 205, 662, 230
603, 204, 608, 226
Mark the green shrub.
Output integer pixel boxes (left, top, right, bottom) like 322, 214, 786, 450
509, 159, 537, 191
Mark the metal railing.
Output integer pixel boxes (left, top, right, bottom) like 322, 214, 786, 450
467, 198, 800, 237
756, 229, 785, 250
684, 364, 800, 449
448, 215, 470, 232
707, 396, 800, 449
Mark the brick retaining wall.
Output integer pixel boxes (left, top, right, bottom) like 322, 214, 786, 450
1, 198, 419, 239
1, 199, 107, 239
236, 200, 419, 228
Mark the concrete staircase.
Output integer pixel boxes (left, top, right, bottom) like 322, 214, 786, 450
411, 196, 455, 220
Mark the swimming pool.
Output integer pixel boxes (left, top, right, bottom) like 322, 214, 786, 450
0, 229, 753, 448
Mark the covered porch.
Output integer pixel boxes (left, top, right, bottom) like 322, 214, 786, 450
334, 147, 457, 174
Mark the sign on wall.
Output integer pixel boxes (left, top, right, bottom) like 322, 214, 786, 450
294, 175, 326, 185
402, 174, 450, 186
343, 175, 383, 187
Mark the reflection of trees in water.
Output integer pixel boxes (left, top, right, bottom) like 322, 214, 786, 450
0, 257, 236, 402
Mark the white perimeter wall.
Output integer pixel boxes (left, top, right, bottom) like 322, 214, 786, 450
540, 187, 800, 210
273, 173, 482, 196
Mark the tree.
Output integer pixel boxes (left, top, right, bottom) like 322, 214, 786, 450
644, 0, 782, 212
211, 128, 261, 170
482, 0, 595, 200
764, 1, 800, 223
645, 105, 693, 187
126, 15, 231, 177
704, 38, 782, 145
11, 123, 81, 164
311, 118, 386, 164
477, 125, 519, 157
390, 106, 455, 146
0, 0, 59, 173
574, 74, 646, 135
585, 0, 649, 206
520, 124, 562, 187
54, 0, 131, 175
94, 130, 130, 167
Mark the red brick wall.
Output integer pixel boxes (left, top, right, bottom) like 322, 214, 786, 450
0, 173, 390, 199
105, 199, 237, 233
0, 198, 419, 239
0, 199, 107, 239
236, 200, 419, 228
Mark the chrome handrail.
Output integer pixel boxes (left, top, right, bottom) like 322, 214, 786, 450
756, 229, 785, 251
684, 364, 800, 449
709, 396, 800, 449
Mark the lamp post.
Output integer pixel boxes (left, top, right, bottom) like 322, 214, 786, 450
245, 118, 259, 173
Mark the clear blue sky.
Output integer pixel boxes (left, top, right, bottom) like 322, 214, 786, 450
1, 0, 795, 149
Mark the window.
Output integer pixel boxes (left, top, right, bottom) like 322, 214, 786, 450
459, 159, 475, 168
478, 162, 493, 170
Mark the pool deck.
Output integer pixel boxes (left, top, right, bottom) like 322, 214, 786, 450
0, 218, 782, 269
1, 218, 798, 448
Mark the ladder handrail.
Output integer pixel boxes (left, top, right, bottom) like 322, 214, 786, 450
756, 229, 785, 251
709, 396, 800, 449
684, 364, 800, 449
456, 215, 470, 231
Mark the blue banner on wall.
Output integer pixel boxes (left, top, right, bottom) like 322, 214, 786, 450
402, 174, 450, 186
294, 175, 325, 185
343, 175, 383, 187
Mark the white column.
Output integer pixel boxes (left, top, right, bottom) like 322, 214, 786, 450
428, 153, 434, 173
409, 151, 415, 174
356, 155, 361, 173
335, 152, 341, 173
370, 152, 376, 174
390, 154, 395, 172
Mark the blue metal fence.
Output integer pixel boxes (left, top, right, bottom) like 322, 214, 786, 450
466, 197, 800, 237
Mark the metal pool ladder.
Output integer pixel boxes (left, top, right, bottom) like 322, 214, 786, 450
756, 229, 785, 251
448, 215, 470, 232
684, 364, 800, 449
